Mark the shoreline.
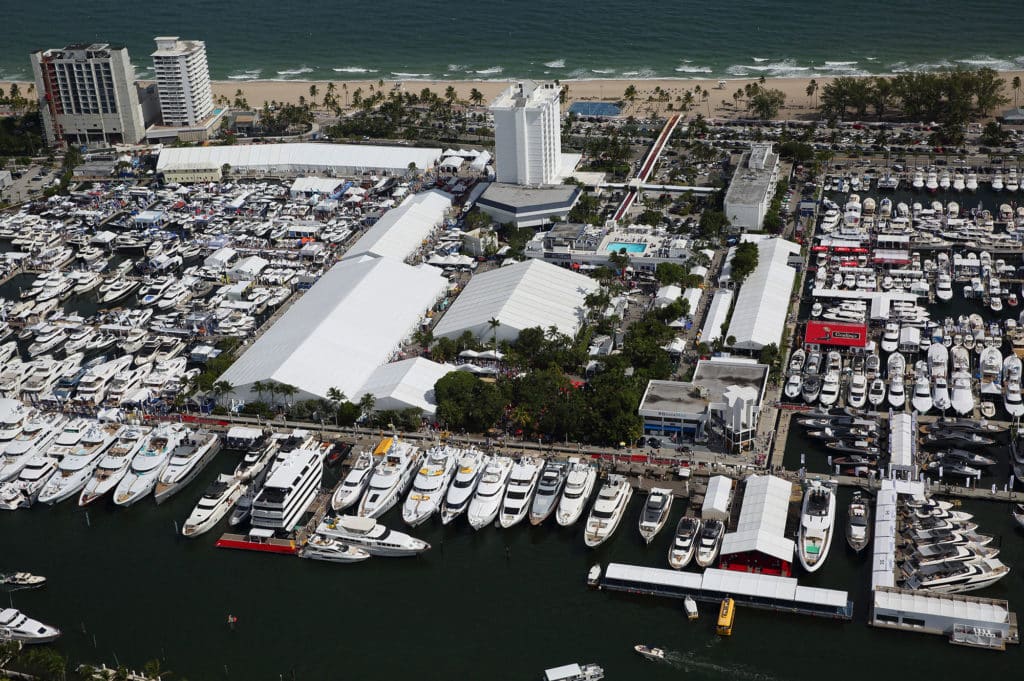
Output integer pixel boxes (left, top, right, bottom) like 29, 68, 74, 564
4, 70, 1024, 121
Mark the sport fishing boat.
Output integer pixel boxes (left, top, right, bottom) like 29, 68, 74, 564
358, 440, 422, 518
638, 487, 673, 544
318, 514, 430, 556
584, 474, 633, 547
467, 455, 514, 530
298, 534, 371, 563
401, 445, 458, 527
182, 474, 246, 537
154, 429, 221, 503
78, 425, 151, 506
695, 518, 725, 568
113, 423, 188, 506
330, 449, 382, 512
846, 491, 871, 553
498, 456, 543, 528
529, 459, 568, 525
37, 422, 121, 504
556, 457, 597, 527
440, 448, 488, 525
668, 517, 701, 569
797, 479, 837, 573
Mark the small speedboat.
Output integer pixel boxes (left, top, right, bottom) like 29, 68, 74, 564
0, 572, 46, 589
846, 492, 871, 553
633, 645, 666, 662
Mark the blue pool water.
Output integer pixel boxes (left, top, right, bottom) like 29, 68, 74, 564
607, 242, 647, 253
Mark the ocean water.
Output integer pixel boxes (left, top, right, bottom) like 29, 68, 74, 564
2, 1, 1024, 83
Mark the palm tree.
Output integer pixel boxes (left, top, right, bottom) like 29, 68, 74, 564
144, 658, 172, 680
265, 381, 279, 406
469, 88, 484, 106
277, 383, 298, 407
326, 387, 346, 405
357, 393, 376, 419
309, 84, 319, 106
1014, 76, 1022, 108
487, 317, 501, 350
251, 380, 266, 403
444, 85, 457, 104
213, 379, 234, 407
806, 79, 818, 107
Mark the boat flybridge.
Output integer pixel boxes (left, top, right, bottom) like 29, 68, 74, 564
584, 474, 633, 547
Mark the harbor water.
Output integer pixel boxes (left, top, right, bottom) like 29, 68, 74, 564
2, 1, 1023, 83
2, 458, 1021, 680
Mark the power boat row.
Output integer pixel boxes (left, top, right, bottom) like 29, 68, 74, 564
897, 497, 1009, 594
0, 411, 220, 510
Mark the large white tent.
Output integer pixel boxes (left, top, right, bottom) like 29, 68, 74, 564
432, 259, 599, 343
220, 255, 447, 403
343, 190, 452, 262
726, 238, 800, 351
357, 357, 455, 415
720, 474, 795, 564
157, 143, 442, 177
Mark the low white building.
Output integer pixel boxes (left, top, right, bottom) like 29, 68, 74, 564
343, 190, 452, 263
433, 258, 599, 344
724, 143, 780, 231
699, 289, 733, 344
357, 357, 455, 415
228, 255, 268, 282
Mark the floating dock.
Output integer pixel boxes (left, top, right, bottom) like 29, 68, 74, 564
594, 563, 853, 620
214, 532, 297, 555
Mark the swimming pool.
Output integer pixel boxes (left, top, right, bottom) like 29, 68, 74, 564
607, 242, 647, 254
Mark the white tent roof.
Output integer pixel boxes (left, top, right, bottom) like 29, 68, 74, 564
700, 289, 733, 343
220, 256, 447, 402
655, 284, 682, 307
433, 259, 599, 343
230, 255, 268, 276
204, 246, 236, 269
357, 357, 455, 415
682, 287, 703, 315
289, 176, 345, 195
343, 190, 452, 262
157, 143, 442, 174
721, 474, 795, 563
701, 475, 732, 520
873, 587, 1008, 624
889, 413, 914, 468
727, 238, 801, 351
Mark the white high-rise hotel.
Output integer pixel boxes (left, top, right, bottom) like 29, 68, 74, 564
151, 37, 213, 127
490, 81, 562, 186
30, 43, 146, 147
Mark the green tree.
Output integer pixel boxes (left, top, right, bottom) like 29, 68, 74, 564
1013, 75, 1022, 108
277, 382, 298, 406
487, 317, 501, 349
749, 88, 786, 119
469, 88, 484, 106
358, 393, 377, 419
730, 241, 760, 285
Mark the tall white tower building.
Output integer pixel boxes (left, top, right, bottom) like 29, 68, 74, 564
490, 81, 562, 186
30, 43, 146, 147
151, 36, 214, 127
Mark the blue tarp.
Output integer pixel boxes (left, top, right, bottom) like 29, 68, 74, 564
569, 102, 622, 117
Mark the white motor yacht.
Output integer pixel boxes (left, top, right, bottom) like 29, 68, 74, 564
154, 430, 221, 503
182, 474, 246, 537
904, 556, 1010, 594
37, 422, 121, 504
950, 372, 975, 416
638, 487, 673, 544
867, 377, 887, 407
888, 352, 906, 409
467, 455, 515, 530
0, 608, 61, 644
0, 453, 60, 509
695, 518, 726, 568
668, 516, 701, 569
498, 456, 543, 528
78, 425, 151, 506
358, 441, 422, 518
880, 322, 900, 352
818, 371, 840, 406
555, 458, 598, 527
439, 449, 488, 525
74, 355, 133, 406
0, 412, 65, 482
529, 459, 569, 525
966, 172, 978, 191
231, 432, 278, 483
847, 373, 868, 409
783, 373, 803, 400
935, 273, 953, 302
330, 449, 382, 512
113, 423, 188, 506
27, 326, 67, 358
584, 474, 633, 547
797, 480, 837, 573
318, 514, 430, 556
299, 534, 371, 563
401, 445, 458, 527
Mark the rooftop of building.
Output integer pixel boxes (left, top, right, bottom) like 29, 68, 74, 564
724, 143, 780, 206
477, 183, 580, 214
639, 357, 768, 416
490, 81, 561, 110
152, 37, 206, 57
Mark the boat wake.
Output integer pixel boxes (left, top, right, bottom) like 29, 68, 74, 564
661, 650, 778, 680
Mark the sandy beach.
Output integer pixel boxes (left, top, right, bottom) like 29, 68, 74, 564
5, 72, 1024, 120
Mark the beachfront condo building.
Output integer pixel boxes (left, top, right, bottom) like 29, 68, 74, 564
151, 36, 214, 127
30, 43, 146, 148
490, 81, 562, 186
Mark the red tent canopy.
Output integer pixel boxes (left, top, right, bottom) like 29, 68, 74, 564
804, 321, 868, 348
